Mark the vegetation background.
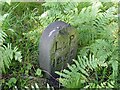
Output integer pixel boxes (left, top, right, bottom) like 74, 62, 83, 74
0, 0, 119, 89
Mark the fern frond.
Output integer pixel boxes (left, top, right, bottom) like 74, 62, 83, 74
0, 43, 22, 73
0, 29, 7, 46
0, 44, 13, 72
56, 53, 115, 88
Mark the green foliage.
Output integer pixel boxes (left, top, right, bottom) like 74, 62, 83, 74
0, 7, 22, 73
0, 2, 22, 89
56, 54, 115, 88
1, 2, 44, 89
0, 29, 6, 45
1, 0, 119, 89
39, 1, 119, 88
35, 68, 42, 77
2, 2, 43, 65
0, 43, 22, 72
6, 77, 17, 88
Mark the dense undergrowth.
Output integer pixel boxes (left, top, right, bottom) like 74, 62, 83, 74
0, 0, 119, 89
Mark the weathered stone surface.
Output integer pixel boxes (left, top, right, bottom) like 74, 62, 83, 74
39, 21, 78, 78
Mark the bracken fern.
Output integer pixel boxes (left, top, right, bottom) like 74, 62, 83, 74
56, 53, 116, 88
0, 3, 22, 73
40, 1, 119, 88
